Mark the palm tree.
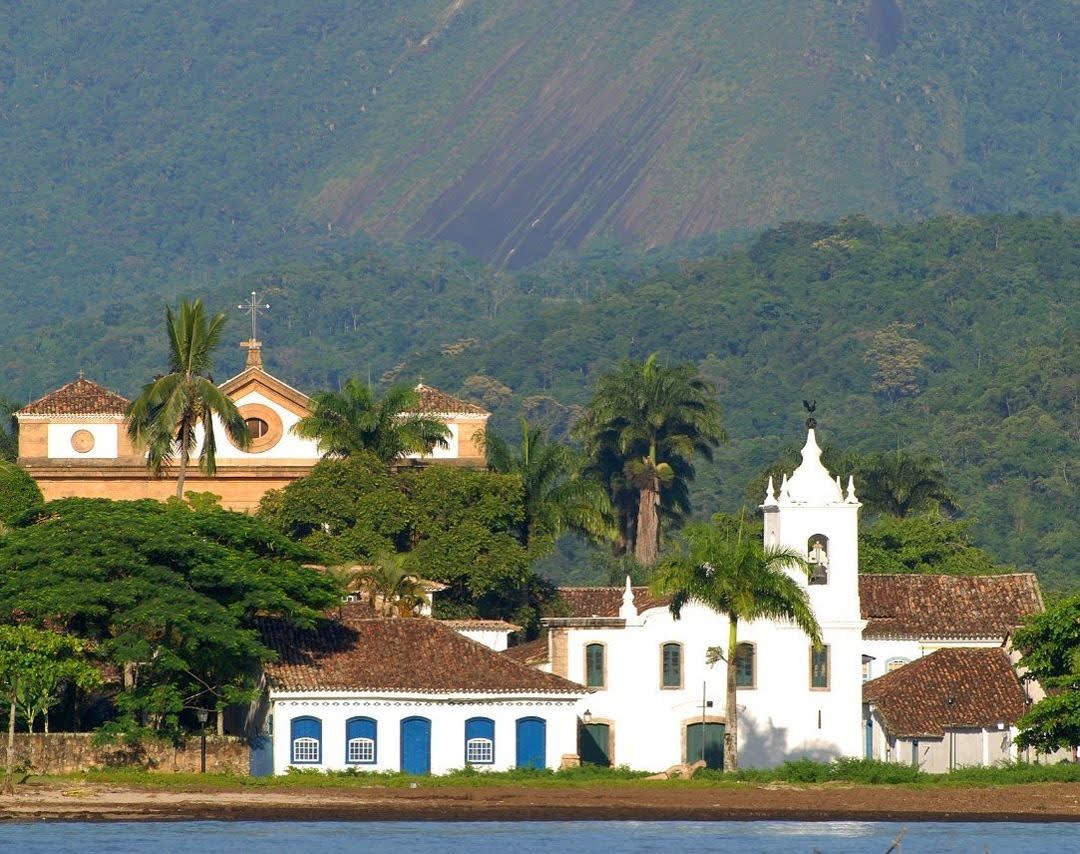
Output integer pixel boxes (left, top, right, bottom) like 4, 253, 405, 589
126, 300, 249, 499
577, 354, 725, 565
348, 553, 427, 617
292, 379, 449, 463
858, 450, 957, 518
484, 417, 614, 553
652, 518, 821, 772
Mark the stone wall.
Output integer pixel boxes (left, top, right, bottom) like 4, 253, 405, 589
10, 732, 250, 775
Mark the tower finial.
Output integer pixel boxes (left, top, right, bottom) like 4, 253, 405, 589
619, 575, 637, 619
238, 290, 270, 369
802, 398, 817, 430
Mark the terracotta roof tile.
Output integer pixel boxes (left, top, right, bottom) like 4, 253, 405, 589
558, 586, 671, 618
863, 648, 1027, 737
503, 634, 550, 666
260, 615, 583, 694
405, 383, 489, 416
440, 619, 522, 632
859, 574, 1043, 640
18, 377, 129, 416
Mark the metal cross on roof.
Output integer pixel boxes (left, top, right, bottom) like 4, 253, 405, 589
238, 291, 270, 341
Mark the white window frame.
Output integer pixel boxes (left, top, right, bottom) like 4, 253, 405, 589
347, 736, 376, 764
465, 737, 494, 764
292, 736, 320, 763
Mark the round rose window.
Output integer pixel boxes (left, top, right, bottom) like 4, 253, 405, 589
70, 429, 96, 453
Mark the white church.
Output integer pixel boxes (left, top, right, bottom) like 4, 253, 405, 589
259, 424, 1046, 774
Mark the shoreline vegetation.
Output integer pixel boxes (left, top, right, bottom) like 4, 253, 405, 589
3, 762, 1079, 823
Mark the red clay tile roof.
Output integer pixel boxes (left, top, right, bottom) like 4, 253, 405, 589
503, 634, 550, 666
863, 648, 1027, 737
859, 574, 1043, 640
558, 586, 672, 618
405, 383, 489, 416
440, 619, 522, 632
260, 615, 583, 694
18, 377, 129, 416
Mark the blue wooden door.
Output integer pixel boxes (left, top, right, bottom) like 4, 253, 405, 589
400, 717, 431, 775
515, 717, 546, 769
249, 733, 273, 777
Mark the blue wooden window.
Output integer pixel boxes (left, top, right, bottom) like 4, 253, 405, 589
465, 717, 495, 765
290, 716, 322, 764
346, 717, 377, 764
585, 643, 605, 688
735, 643, 755, 688
661, 642, 682, 688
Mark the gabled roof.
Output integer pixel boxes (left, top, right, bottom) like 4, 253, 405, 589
218, 366, 312, 416
859, 574, 1043, 640
863, 647, 1027, 737
17, 377, 129, 417
260, 615, 584, 695
558, 586, 671, 618
405, 383, 489, 417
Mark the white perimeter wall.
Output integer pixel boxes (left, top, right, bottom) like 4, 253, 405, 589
270, 694, 579, 775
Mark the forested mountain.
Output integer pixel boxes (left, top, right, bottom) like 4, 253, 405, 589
3, 215, 1075, 589
0, 1, 1075, 345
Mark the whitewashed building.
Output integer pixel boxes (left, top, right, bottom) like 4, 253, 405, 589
255, 609, 584, 775
507, 427, 1047, 771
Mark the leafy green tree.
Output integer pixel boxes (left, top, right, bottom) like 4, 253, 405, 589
859, 511, 1004, 575
293, 378, 449, 463
485, 417, 613, 554
1012, 593, 1080, 757
0, 462, 42, 528
858, 451, 958, 518
578, 354, 725, 566
0, 626, 99, 789
126, 300, 249, 498
0, 399, 17, 463
0, 498, 340, 740
864, 322, 930, 401
652, 518, 820, 771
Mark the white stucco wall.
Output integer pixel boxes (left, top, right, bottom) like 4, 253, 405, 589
47, 422, 120, 459
408, 423, 459, 460
268, 693, 579, 775
452, 628, 512, 652
204, 391, 321, 461
564, 601, 865, 770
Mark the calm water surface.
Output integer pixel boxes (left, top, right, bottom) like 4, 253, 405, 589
2, 820, 1074, 853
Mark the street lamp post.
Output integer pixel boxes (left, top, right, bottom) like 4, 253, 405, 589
196, 709, 209, 774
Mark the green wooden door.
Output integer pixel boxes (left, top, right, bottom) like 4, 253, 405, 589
686, 722, 724, 769
579, 722, 611, 766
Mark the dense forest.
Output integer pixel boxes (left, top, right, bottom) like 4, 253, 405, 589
0, 1, 1074, 351
3, 214, 1075, 590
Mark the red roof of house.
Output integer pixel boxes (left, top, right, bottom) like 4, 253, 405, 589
18, 377, 129, 416
405, 383, 489, 416
863, 647, 1028, 738
502, 633, 550, 666
260, 615, 583, 695
558, 586, 672, 618
859, 574, 1043, 640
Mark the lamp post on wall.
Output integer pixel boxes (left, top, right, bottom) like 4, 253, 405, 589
196, 708, 209, 774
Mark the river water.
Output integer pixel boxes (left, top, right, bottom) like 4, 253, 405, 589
2, 820, 1074, 853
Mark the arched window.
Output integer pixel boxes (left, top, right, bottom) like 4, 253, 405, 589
661, 642, 682, 688
807, 534, 829, 585
290, 716, 322, 765
886, 657, 910, 674
734, 642, 756, 688
346, 717, 377, 764
465, 717, 495, 765
585, 643, 606, 688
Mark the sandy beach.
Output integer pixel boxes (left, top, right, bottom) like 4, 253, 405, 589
2, 780, 1079, 823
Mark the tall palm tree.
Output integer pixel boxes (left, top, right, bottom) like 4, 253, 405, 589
577, 354, 725, 565
292, 379, 449, 463
652, 519, 821, 772
485, 417, 614, 553
126, 300, 249, 499
858, 450, 957, 518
